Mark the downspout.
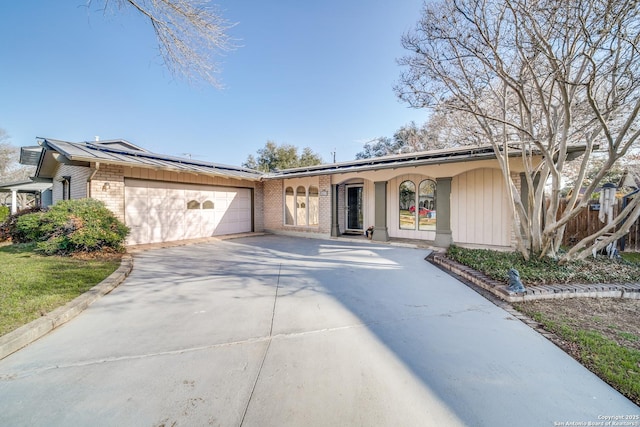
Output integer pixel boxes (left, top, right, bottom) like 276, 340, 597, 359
87, 162, 100, 198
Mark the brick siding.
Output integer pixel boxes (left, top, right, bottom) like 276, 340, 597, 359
89, 164, 126, 221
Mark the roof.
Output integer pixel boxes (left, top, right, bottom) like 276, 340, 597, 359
264, 144, 550, 179
29, 138, 263, 181
0, 180, 52, 193
618, 168, 640, 189
19, 146, 43, 166
23, 137, 590, 183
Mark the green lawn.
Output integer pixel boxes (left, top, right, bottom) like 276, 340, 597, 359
0, 244, 121, 336
515, 305, 640, 405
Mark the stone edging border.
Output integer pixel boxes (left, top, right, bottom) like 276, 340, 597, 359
0, 254, 134, 361
429, 252, 640, 303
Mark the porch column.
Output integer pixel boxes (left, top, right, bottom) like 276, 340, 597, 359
372, 181, 389, 242
331, 184, 340, 237
435, 177, 453, 247
10, 189, 18, 214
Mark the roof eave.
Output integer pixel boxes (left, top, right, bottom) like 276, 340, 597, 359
264, 150, 504, 179
37, 138, 263, 181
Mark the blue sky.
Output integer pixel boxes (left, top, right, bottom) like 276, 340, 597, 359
1, 1, 429, 166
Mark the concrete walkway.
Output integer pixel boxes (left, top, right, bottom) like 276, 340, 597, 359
0, 235, 637, 426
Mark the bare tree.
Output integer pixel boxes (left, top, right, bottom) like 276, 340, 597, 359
355, 121, 451, 160
396, 0, 640, 262
0, 129, 33, 183
423, 107, 485, 148
92, 0, 235, 86
0, 129, 37, 210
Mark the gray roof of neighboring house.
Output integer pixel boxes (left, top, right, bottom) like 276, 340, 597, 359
29, 138, 263, 181
0, 180, 52, 193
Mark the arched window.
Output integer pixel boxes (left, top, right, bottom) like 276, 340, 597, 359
202, 200, 214, 209
418, 179, 436, 231
308, 186, 319, 226
283, 184, 320, 227
187, 200, 201, 210
296, 186, 307, 226
285, 187, 294, 225
399, 180, 416, 230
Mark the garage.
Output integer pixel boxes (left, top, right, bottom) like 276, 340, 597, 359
125, 179, 252, 245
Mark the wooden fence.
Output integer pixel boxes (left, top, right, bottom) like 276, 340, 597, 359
558, 199, 640, 251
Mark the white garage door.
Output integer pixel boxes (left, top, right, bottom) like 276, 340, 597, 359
125, 179, 252, 245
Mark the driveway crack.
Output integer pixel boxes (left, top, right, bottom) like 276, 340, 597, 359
239, 263, 280, 427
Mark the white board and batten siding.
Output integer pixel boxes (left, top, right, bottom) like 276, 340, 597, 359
451, 168, 511, 247
125, 179, 252, 245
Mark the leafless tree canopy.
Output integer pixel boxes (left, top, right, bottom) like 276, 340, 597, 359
0, 130, 33, 183
0, 129, 37, 208
93, 0, 234, 86
396, 0, 640, 261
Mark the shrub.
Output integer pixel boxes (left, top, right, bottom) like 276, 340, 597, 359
446, 245, 640, 285
10, 199, 129, 255
0, 205, 9, 223
0, 207, 45, 242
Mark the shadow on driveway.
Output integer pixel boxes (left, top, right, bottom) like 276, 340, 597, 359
0, 235, 637, 426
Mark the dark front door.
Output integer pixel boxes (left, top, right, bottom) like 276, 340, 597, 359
346, 185, 363, 231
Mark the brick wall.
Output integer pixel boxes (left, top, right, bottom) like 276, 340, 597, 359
89, 164, 126, 221
318, 175, 332, 234
263, 176, 333, 236
263, 179, 283, 230
253, 181, 265, 232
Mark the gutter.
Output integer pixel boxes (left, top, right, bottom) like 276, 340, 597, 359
87, 162, 100, 198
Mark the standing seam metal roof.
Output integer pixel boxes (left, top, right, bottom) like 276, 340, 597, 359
40, 138, 263, 181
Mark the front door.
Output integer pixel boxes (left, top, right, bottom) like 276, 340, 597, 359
346, 185, 364, 232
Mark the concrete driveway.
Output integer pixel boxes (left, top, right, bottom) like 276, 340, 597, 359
0, 235, 637, 426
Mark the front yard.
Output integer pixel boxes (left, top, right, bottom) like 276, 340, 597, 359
1, 238, 638, 406
0, 243, 121, 336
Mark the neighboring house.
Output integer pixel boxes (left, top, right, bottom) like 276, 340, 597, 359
0, 180, 52, 214
21, 137, 583, 249
618, 167, 640, 191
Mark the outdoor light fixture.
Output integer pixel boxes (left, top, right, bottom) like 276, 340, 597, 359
320, 189, 328, 196
102, 182, 110, 192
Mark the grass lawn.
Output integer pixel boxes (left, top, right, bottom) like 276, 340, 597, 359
514, 299, 640, 406
0, 243, 121, 336
446, 245, 640, 405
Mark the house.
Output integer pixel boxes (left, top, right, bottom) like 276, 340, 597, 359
0, 180, 52, 214
21, 137, 569, 249
21, 138, 263, 246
